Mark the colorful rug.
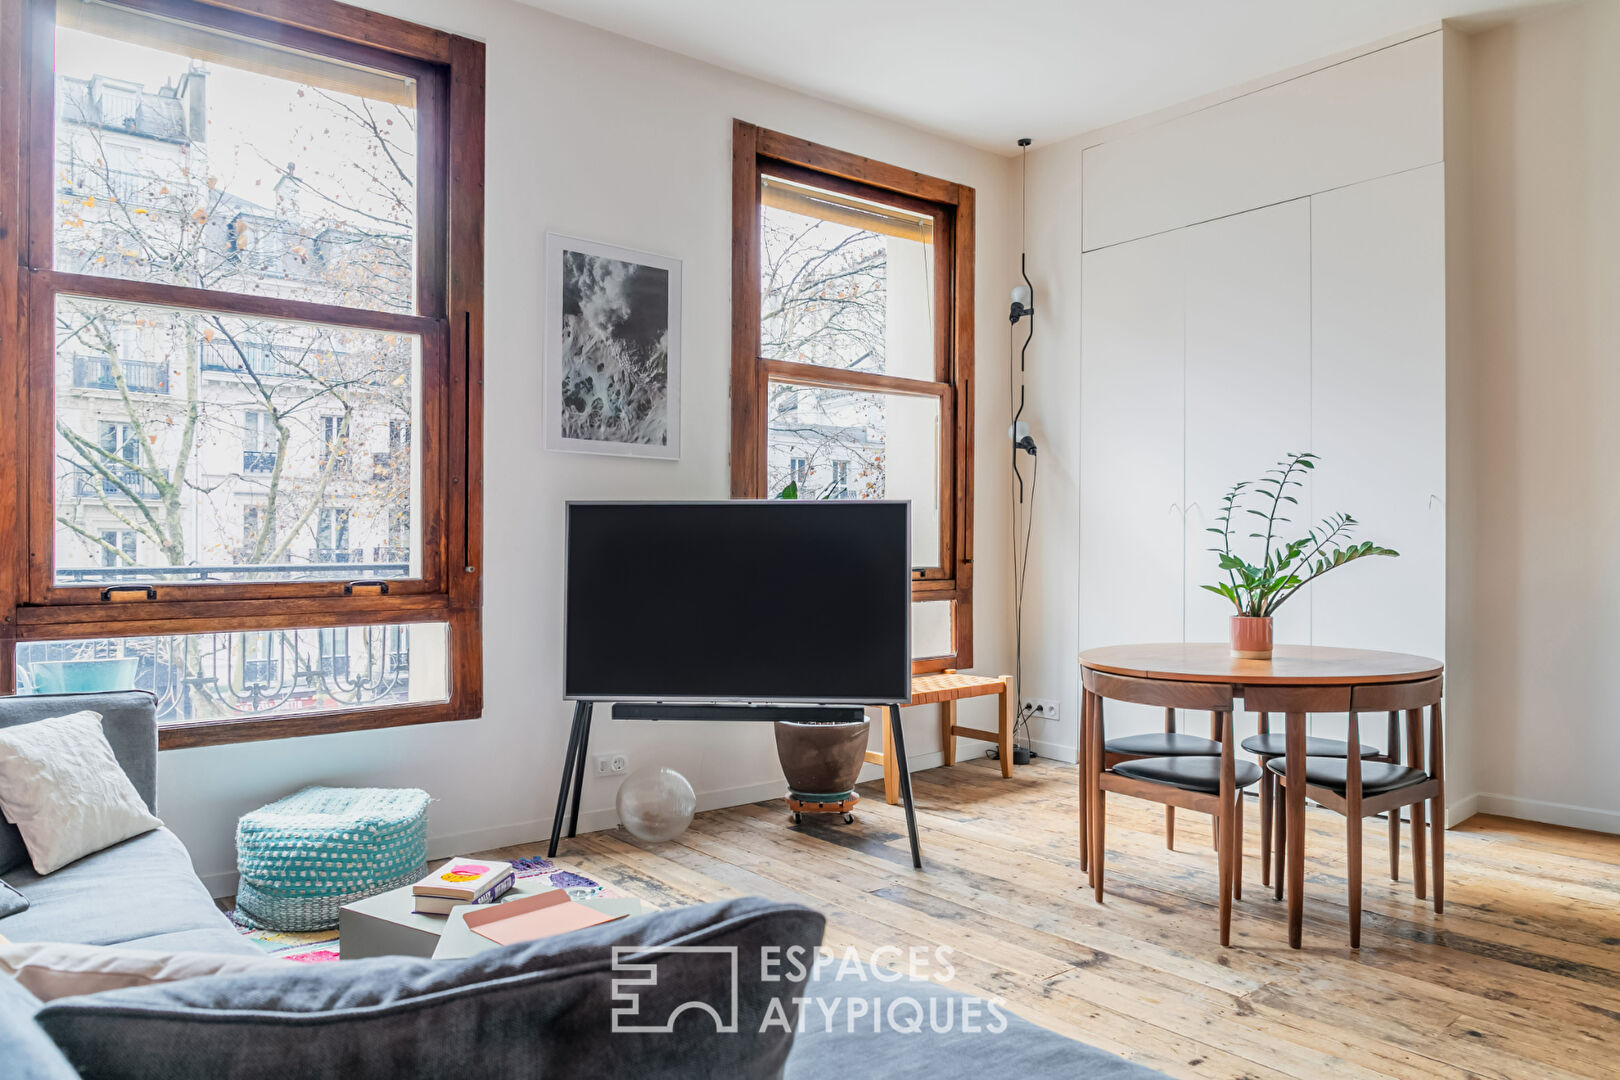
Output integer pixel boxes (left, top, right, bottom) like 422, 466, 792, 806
226, 857, 627, 963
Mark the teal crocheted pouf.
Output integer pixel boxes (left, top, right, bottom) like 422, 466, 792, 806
234, 786, 430, 932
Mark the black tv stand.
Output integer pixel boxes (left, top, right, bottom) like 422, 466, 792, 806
547, 700, 922, 869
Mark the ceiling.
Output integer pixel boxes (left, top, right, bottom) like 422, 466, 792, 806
517, 0, 1554, 152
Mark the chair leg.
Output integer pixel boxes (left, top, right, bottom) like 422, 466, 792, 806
1217, 710, 1235, 946
1430, 700, 1445, 914
1348, 812, 1363, 948
1211, 712, 1221, 852
941, 699, 957, 768
1259, 767, 1273, 888
997, 688, 1014, 779
1090, 692, 1106, 901
882, 709, 900, 806
1406, 708, 1427, 900
1077, 692, 1090, 873
1164, 707, 1176, 849
1387, 712, 1401, 881
1233, 787, 1244, 901
1388, 809, 1401, 882
1431, 792, 1445, 914
1273, 777, 1287, 902
1091, 789, 1106, 902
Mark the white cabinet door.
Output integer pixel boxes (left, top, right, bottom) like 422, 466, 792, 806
1081, 229, 1185, 738
1309, 165, 1446, 661
1182, 200, 1313, 649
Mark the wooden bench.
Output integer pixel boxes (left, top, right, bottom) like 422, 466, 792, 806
867, 671, 1015, 804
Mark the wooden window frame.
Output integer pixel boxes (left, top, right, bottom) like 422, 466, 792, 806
730, 121, 975, 672
0, 0, 485, 747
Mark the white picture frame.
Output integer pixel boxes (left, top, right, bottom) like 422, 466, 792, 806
544, 233, 682, 459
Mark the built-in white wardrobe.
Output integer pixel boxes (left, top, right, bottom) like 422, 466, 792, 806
1078, 32, 1449, 741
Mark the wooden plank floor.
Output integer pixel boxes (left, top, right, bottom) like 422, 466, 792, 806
493, 756, 1620, 1080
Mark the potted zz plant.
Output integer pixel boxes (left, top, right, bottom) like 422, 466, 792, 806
1205, 451, 1399, 659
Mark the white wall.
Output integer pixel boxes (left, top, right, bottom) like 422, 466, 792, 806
1462, 0, 1620, 832
144, 0, 1014, 893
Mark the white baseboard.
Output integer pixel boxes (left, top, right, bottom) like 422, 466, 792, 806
1027, 737, 1078, 764
1472, 792, 1620, 835
1445, 792, 1479, 829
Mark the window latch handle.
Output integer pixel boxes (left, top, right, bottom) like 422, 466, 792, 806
343, 581, 391, 597
100, 585, 157, 602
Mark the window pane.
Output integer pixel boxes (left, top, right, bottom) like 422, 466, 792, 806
53, 296, 422, 584
14, 623, 448, 726
767, 381, 941, 568
759, 176, 934, 379
53, 5, 417, 313
912, 600, 952, 659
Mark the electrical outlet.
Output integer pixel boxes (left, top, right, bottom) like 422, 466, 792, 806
594, 753, 629, 777
1023, 699, 1060, 721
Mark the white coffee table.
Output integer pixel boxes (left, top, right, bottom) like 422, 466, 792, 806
339, 878, 642, 960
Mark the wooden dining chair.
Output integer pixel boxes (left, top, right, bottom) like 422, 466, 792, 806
1081, 669, 1259, 946
1268, 676, 1445, 947
1078, 703, 1225, 872
1242, 717, 1384, 889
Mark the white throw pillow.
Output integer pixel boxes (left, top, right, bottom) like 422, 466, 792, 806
0, 710, 162, 875
0, 940, 285, 1000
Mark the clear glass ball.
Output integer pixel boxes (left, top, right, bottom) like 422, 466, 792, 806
614, 766, 697, 842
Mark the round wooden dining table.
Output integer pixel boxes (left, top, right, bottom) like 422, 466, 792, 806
1078, 643, 1444, 948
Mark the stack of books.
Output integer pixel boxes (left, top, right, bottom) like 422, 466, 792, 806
411, 858, 515, 915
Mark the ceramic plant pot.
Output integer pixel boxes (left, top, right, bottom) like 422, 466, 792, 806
1229, 615, 1274, 660
774, 718, 871, 799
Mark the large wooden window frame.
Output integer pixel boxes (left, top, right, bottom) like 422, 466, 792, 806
730, 121, 975, 672
0, 0, 484, 746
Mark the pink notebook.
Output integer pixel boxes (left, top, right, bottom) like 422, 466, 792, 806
463, 890, 626, 946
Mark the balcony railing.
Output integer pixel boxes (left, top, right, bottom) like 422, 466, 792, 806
73, 467, 161, 500
71, 354, 168, 394
15, 623, 422, 726
202, 341, 306, 380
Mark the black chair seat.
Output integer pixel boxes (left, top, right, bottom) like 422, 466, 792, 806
1112, 756, 1262, 794
1265, 756, 1429, 795
1240, 733, 1379, 759
1106, 732, 1221, 757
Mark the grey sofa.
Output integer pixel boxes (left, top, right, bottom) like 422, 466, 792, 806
1, 692, 1164, 1079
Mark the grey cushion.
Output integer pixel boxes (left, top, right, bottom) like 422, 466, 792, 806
1265, 756, 1430, 796
0, 692, 158, 876
786, 962, 1169, 1079
1106, 732, 1220, 757
1241, 733, 1379, 759
1112, 755, 1263, 794
0, 827, 252, 955
38, 896, 825, 1080
0, 974, 80, 1080
0, 879, 27, 919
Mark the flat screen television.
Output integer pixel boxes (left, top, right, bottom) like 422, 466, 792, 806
565, 501, 911, 704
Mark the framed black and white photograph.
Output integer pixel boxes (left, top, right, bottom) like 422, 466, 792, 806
544, 234, 681, 459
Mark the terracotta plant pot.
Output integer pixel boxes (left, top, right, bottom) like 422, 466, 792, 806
774, 718, 871, 798
1229, 615, 1274, 660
